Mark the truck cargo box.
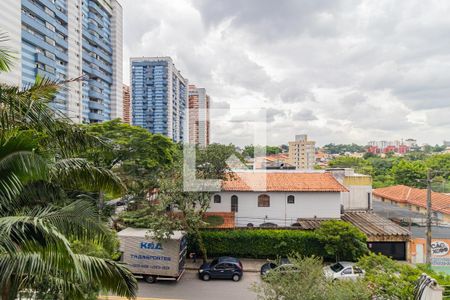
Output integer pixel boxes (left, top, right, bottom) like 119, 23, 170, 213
118, 228, 187, 282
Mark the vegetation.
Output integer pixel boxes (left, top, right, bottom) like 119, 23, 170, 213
252, 255, 371, 300
241, 145, 282, 158
315, 220, 368, 262
328, 153, 450, 189
83, 119, 180, 201
187, 221, 368, 261
255, 252, 450, 300
120, 143, 242, 262
323, 143, 366, 154
0, 39, 137, 299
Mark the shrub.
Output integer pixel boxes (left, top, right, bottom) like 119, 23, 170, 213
188, 223, 368, 261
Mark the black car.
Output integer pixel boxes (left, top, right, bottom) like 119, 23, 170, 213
198, 256, 243, 281
260, 258, 298, 276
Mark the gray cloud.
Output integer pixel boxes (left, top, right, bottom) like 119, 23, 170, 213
122, 0, 449, 145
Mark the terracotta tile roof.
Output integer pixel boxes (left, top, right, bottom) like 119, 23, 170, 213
222, 172, 348, 192
373, 185, 450, 215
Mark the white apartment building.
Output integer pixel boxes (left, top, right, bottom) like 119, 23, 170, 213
288, 134, 316, 169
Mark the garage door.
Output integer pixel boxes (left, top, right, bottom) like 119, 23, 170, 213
368, 242, 406, 260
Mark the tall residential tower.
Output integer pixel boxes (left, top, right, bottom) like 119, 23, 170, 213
188, 85, 210, 147
130, 57, 188, 142
0, 0, 123, 123
288, 134, 316, 169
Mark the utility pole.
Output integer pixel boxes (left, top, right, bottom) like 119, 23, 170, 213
426, 168, 432, 265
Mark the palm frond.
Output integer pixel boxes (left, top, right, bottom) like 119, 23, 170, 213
0, 31, 15, 72
50, 158, 125, 195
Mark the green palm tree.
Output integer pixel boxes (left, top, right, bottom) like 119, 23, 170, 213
0, 33, 137, 299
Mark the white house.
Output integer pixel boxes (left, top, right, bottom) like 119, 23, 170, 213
208, 171, 348, 227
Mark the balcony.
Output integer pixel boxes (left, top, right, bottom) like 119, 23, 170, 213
89, 79, 105, 89
88, 12, 104, 28
88, 112, 105, 121
22, 31, 68, 62
89, 89, 106, 100
35, 53, 56, 68
88, 1, 107, 18
91, 46, 112, 64
36, 68, 56, 80
88, 100, 105, 110
91, 68, 112, 84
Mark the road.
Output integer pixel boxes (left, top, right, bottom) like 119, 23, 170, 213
136, 270, 259, 300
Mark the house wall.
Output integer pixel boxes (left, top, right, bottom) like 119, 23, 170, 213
342, 185, 372, 210
208, 191, 341, 227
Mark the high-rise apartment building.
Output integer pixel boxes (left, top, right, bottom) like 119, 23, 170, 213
122, 84, 130, 124
130, 57, 188, 142
0, 0, 123, 123
188, 85, 210, 147
288, 134, 316, 169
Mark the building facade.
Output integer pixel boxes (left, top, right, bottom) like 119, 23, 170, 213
130, 57, 188, 142
188, 84, 209, 147
122, 84, 131, 124
0, 0, 123, 123
288, 134, 316, 169
207, 172, 347, 227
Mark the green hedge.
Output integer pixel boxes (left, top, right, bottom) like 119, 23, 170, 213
188, 229, 327, 259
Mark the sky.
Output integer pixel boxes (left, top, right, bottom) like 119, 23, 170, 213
121, 0, 449, 147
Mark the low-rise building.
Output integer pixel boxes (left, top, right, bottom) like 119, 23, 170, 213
208, 171, 347, 227
327, 168, 373, 211
373, 185, 450, 223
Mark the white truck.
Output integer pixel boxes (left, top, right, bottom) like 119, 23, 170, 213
117, 228, 187, 283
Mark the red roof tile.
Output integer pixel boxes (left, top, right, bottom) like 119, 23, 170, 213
373, 185, 450, 215
222, 172, 348, 192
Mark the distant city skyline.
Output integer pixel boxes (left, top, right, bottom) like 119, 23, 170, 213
121, 0, 449, 146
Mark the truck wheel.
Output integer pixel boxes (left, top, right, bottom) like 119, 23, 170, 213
144, 275, 157, 283
232, 274, 241, 282
202, 274, 211, 281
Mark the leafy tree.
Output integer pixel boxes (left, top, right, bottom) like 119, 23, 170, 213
83, 119, 180, 200
0, 42, 137, 298
315, 220, 368, 262
323, 143, 366, 154
120, 143, 242, 262
328, 156, 374, 175
357, 253, 422, 299
252, 254, 371, 300
241, 145, 281, 158
391, 160, 427, 188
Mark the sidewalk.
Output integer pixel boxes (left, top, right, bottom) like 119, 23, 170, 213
185, 258, 267, 273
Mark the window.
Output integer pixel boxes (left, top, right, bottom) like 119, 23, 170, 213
342, 268, 352, 275
213, 194, 221, 204
353, 267, 363, 274
258, 194, 270, 207
287, 195, 295, 204
231, 195, 238, 212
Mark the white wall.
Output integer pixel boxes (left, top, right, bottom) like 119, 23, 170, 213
110, 0, 123, 120
0, 0, 21, 86
208, 191, 341, 227
342, 185, 372, 210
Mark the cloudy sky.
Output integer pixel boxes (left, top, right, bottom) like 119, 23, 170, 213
121, 0, 449, 146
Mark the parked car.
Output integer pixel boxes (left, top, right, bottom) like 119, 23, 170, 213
198, 256, 243, 281
323, 262, 365, 280
260, 258, 297, 276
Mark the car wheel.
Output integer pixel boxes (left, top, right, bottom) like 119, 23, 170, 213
202, 273, 211, 281
144, 275, 157, 284
232, 274, 241, 282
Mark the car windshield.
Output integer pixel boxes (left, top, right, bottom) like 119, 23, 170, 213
330, 263, 344, 272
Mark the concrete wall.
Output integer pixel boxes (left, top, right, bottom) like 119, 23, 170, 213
208, 191, 341, 227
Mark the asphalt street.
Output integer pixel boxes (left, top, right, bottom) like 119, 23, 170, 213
136, 270, 260, 300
